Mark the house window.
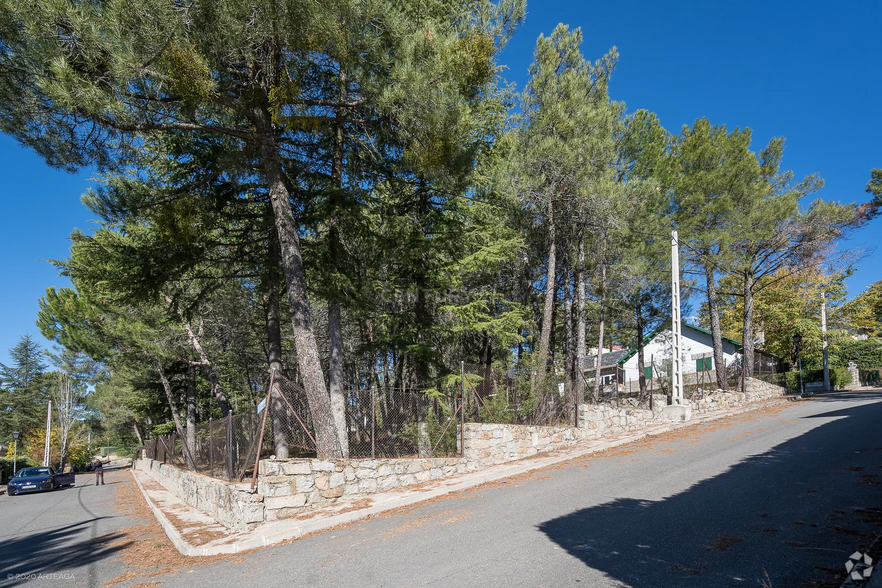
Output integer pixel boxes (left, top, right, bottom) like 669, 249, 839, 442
696, 357, 713, 372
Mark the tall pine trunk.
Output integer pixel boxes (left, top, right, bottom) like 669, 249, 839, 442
264, 240, 289, 458
156, 363, 194, 469
636, 311, 647, 397
327, 71, 349, 457
177, 311, 232, 417
575, 234, 586, 414
741, 269, 756, 393
534, 200, 556, 392
258, 110, 341, 459
185, 367, 197, 470
593, 237, 607, 402
704, 263, 727, 391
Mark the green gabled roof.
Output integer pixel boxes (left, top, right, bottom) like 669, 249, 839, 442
615, 321, 742, 366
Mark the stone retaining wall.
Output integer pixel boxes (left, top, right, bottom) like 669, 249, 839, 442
257, 457, 468, 521
134, 458, 262, 532
460, 423, 585, 468
136, 376, 785, 532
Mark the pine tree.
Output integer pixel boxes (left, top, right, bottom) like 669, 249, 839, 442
0, 335, 49, 437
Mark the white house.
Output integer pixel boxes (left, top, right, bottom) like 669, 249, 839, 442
584, 322, 742, 388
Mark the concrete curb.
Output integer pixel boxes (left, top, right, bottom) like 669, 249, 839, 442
130, 467, 200, 557
132, 395, 795, 557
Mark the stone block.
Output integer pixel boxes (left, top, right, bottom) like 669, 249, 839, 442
265, 494, 307, 510
261, 460, 280, 476
356, 467, 378, 479
378, 475, 399, 492
344, 466, 356, 481
315, 475, 329, 490
377, 464, 393, 477
358, 460, 378, 469
263, 482, 292, 497
359, 478, 378, 493
329, 472, 345, 488
322, 486, 344, 499
406, 461, 423, 474
279, 461, 311, 475
294, 475, 315, 493
312, 460, 335, 472
399, 474, 417, 486
344, 483, 359, 495
415, 470, 431, 482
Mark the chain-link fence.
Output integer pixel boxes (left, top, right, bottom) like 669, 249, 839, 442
143, 354, 790, 481
142, 410, 263, 482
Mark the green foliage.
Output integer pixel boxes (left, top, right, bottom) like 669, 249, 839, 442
840, 281, 882, 337
0, 335, 50, 439
830, 338, 882, 370
395, 400, 458, 457
863, 169, 882, 220
830, 366, 850, 389
0, 456, 39, 483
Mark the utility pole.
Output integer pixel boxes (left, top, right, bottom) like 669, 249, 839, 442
671, 230, 684, 405
12, 430, 21, 476
821, 291, 830, 391
43, 401, 52, 467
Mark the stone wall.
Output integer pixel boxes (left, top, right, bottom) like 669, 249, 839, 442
257, 457, 468, 521
134, 458, 263, 532
135, 377, 786, 532
460, 423, 585, 468
579, 404, 659, 439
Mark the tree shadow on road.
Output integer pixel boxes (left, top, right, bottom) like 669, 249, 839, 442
0, 518, 131, 587
538, 395, 882, 588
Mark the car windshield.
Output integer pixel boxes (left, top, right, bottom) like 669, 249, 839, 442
16, 467, 51, 478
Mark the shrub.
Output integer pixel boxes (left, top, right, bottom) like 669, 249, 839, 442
830, 338, 882, 370
830, 366, 851, 389
0, 456, 39, 484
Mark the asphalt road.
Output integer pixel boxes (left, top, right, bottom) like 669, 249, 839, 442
0, 464, 140, 588
5, 390, 882, 588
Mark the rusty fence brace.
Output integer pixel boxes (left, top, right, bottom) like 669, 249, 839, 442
250, 369, 276, 490
431, 397, 463, 457
464, 373, 497, 424
272, 380, 327, 460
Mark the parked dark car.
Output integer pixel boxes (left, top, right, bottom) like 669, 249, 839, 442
7, 466, 75, 495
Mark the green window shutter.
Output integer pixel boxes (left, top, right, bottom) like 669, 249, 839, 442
644, 366, 653, 380
696, 358, 703, 371
696, 357, 713, 372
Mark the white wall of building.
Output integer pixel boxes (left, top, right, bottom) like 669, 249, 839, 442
620, 324, 741, 382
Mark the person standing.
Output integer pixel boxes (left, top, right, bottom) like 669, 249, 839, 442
94, 459, 104, 485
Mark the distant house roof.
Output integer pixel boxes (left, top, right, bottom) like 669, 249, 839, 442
582, 321, 744, 368
582, 349, 631, 370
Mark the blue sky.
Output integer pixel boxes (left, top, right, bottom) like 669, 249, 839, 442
0, 0, 879, 366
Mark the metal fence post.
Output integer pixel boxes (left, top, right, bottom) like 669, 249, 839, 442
460, 361, 465, 457
371, 387, 376, 459
225, 411, 233, 482
209, 416, 213, 477
251, 369, 275, 490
